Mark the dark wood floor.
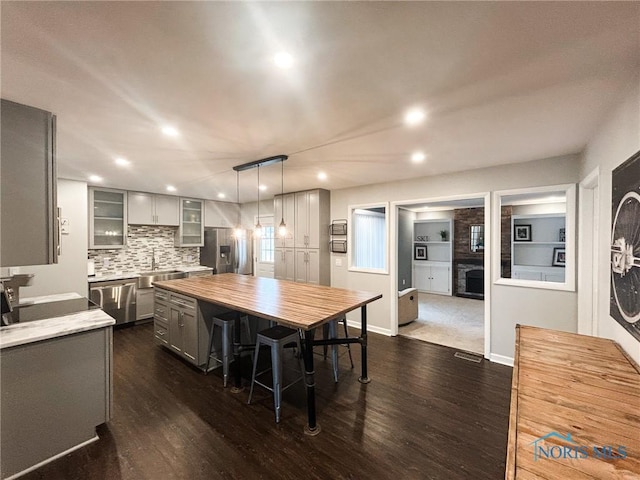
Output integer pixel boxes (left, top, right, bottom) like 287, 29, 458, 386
23, 323, 512, 480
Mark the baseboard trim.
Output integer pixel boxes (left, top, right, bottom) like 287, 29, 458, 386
490, 354, 514, 367
6, 434, 99, 480
345, 320, 391, 337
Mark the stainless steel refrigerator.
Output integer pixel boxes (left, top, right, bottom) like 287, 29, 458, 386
200, 228, 253, 275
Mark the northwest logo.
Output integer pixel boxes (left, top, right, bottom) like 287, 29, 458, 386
530, 432, 627, 461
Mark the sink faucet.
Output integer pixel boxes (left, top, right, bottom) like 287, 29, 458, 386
151, 249, 158, 271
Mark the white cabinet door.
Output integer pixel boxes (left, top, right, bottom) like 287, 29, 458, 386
307, 190, 320, 249
294, 249, 308, 283
306, 250, 320, 285
294, 192, 309, 249
128, 192, 179, 226
154, 195, 179, 226
414, 266, 430, 291
127, 192, 155, 225
274, 248, 295, 282
177, 198, 204, 246
430, 266, 450, 294
294, 190, 321, 249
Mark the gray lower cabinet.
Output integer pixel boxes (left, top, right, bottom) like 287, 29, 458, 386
153, 289, 169, 346
0, 327, 112, 479
1, 99, 58, 267
169, 293, 199, 362
154, 288, 230, 369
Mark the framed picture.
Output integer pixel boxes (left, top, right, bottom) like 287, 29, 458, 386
610, 149, 640, 341
514, 224, 532, 242
552, 248, 566, 267
559, 228, 566, 242
414, 244, 427, 260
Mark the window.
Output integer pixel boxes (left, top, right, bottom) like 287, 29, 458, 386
350, 204, 388, 273
259, 225, 275, 263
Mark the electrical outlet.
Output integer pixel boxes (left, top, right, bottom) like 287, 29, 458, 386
402, 279, 406, 285
103, 258, 110, 268
335, 258, 342, 267
187, 255, 193, 262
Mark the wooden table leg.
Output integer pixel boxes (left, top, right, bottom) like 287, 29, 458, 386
230, 311, 244, 393
358, 305, 370, 384
302, 328, 320, 436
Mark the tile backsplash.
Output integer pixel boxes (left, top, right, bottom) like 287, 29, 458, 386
88, 225, 200, 274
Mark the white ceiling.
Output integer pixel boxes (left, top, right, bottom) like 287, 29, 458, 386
2, 2, 639, 203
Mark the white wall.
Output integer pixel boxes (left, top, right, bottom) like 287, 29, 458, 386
2, 179, 89, 298
331, 154, 580, 359
580, 80, 640, 363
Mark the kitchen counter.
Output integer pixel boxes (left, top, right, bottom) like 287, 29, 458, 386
1, 292, 114, 478
87, 265, 213, 283
0, 293, 115, 349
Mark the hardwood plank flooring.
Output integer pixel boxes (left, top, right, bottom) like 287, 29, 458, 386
21, 323, 512, 480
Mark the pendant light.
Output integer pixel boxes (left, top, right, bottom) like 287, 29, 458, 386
233, 171, 243, 238
254, 165, 262, 237
278, 159, 287, 237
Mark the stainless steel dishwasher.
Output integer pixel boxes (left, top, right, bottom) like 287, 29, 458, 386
89, 279, 137, 324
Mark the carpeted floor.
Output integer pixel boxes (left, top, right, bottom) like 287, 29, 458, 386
399, 292, 484, 354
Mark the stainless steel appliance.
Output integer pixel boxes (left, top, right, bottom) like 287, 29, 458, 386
89, 279, 137, 324
200, 228, 253, 275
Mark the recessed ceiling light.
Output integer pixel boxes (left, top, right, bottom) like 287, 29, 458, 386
273, 52, 294, 69
89, 175, 103, 183
259, 185, 267, 192
317, 172, 327, 181
166, 185, 177, 192
161, 125, 180, 137
411, 151, 426, 163
218, 193, 226, 199
114, 157, 130, 167
404, 108, 426, 127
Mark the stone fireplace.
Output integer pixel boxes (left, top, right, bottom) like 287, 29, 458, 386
456, 263, 485, 299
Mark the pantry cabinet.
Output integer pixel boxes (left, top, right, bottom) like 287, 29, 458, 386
274, 248, 295, 282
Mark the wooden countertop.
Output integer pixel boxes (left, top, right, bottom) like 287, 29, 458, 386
153, 273, 382, 331
506, 325, 640, 479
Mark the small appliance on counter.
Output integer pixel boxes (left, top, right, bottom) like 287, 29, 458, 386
0, 273, 35, 308
88, 259, 95, 276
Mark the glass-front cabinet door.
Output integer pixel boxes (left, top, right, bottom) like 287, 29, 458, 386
176, 198, 203, 246
89, 187, 127, 249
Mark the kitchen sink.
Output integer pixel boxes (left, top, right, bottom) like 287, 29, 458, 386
137, 270, 186, 289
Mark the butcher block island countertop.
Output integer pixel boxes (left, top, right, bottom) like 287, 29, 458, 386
153, 273, 382, 331
506, 325, 640, 480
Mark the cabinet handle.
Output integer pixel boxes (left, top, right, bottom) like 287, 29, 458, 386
156, 330, 165, 336
57, 208, 62, 257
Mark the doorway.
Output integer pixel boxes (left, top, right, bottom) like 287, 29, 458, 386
254, 215, 275, 278
392, 194, 490, 356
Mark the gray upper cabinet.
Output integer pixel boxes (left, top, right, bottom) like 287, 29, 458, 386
204, 200, 239, 228
128, 191, 179, 226
1, 99, 58, 267
89, 187, 127, 249
176, 198, 204, 246
295, 189, 328, 249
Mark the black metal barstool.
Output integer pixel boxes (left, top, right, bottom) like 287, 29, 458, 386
206, 313, 251, 387
247, 325, 304, 423
323, 316, 354, 382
